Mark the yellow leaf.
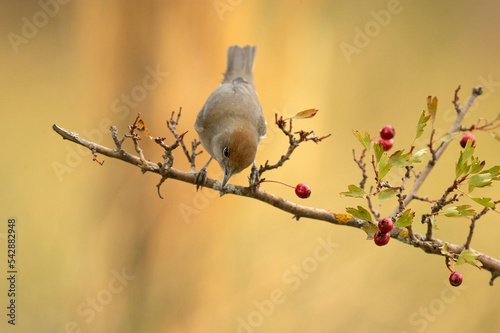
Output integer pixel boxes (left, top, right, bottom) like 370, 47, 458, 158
426, 96, 438, 124
293, 108, 318, 119
137, 119, 152, 139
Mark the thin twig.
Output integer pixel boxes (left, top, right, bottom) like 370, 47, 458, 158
259, 114, 330, 175
464, 207, 489, 249
353, 149, 368, 190
166, 107, 202, 172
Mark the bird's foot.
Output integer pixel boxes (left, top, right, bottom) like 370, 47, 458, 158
194, 167, 208, 191
248, 164, 261, 189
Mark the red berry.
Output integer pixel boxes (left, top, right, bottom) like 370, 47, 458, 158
449, 271, 463, 287
295, 183, 311, 199
373, 231, 390, 246
378, 218, 394, 233
460, 133, 475, 148
378, 139, 393, 151
380, 125, 396, 140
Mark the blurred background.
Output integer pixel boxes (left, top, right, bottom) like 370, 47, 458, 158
1, 0, 500, 332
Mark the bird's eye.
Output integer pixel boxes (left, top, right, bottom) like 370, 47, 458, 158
223, 147, 230, 158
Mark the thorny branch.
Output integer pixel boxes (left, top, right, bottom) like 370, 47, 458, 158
52, 86, 500, 286
166, 107, 202, 173
258, 114, 331, 176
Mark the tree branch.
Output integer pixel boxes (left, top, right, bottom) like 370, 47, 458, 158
396, 87, 483, 210
52, 119, 500, 285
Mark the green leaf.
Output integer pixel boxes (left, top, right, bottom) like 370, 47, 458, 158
491, 131, 500, 142
340, 184, 367, 198
469, 157, 485, 175
468, 173, 493, 189
394, 209, 414, 227
471, 197, 495, 208
377, 154, 392, 180
440, 132, 460, 143
443, 205, 476, 218
389, 150, 411, 168
482, 166, 500, 179
456, 249, 483, 268
411, 148, 428, 163
430, 215, 439, 230
440, 243, 450, 256
455, 139, 475, 178
373, 142, 384, 164
443, 206, 460, 217
415, 110, 431, 139
457, 205, 476, 217
362, 223, 379, 240
346, 206, 372, 221
377, 189, 398, 202
461, 138, 475, 159
427, 96, 438, 125
353, 130, 371, 152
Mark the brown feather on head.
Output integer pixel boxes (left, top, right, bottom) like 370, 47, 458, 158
227, 126, 258, 174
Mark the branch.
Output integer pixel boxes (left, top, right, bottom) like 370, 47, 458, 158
52, 121, 500, 285
393, 86, 483, 212
259, 114, 331, 176
166, 108, 202, 173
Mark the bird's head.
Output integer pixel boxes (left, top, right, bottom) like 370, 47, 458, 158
217, 126, 258, 188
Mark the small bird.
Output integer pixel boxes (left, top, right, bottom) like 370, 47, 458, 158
194, 45, 266, 190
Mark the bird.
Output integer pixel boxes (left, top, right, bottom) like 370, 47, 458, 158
194, 45, 266, 190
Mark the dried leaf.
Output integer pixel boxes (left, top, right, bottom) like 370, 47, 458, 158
427, 96, 438, 125
293, 108, 318, 119
137, 119, 153, 139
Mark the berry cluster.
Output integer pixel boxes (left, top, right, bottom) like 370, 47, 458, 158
378, 125, 395, 151
373, 217, 393, 246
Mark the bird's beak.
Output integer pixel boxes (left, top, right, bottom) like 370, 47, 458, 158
221, 168, 232, 189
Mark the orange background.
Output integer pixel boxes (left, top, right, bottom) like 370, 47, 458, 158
2, 1, 500, 332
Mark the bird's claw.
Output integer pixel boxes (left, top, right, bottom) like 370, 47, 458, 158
194, 167, 208, 191
248, 164, 260, 189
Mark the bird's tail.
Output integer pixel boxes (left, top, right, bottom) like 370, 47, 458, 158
222, 45, 256, 85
